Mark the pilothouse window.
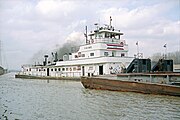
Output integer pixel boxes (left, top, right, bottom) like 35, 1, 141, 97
90, 53, 94, 56
105, 33, 110, 38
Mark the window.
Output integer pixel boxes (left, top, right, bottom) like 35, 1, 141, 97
55, 68, 57, 71
105, 33, 110, 38
62, 68, 65, 71
95, 34, 97, 38
90, 53, 94, 56
89, 66, 93, 70
99, 34, 102, 38
75, 55, 78, 58
121, 53, 125, 57
77, 66, 81, 70
73, 67, 76, 71
58, 68, 61, 71
66, 68, 69, 71
78, 52, 81, 57
104, 52, 108, 56
51, 69, 53, 71
81, 54, 85, 57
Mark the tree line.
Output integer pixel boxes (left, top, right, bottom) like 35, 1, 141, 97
151, 51, 180, 64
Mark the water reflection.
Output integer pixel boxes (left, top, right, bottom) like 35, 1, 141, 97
0, 73, 180, 120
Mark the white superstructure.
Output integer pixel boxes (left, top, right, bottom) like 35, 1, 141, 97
21, 17, 134, 77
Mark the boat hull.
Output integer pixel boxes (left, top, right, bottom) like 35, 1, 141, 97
81, 77, 180, 96
15, 74, 80, 81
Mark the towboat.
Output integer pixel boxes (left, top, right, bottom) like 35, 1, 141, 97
16, 17, 134, 79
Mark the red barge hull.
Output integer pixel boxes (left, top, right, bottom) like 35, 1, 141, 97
81, 77, 180, 96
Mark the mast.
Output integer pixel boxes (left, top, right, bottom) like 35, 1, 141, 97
110, 16, 112, 28
85, 26, 88, 44
84, 26, 88, 44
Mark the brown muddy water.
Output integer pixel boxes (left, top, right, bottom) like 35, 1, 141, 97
0, 73, 180, 120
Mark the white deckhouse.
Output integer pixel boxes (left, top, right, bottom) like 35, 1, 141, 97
21, 17, 134, 78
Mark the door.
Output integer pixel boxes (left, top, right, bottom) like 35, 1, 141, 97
99, 65, 103, 75
112, 51, 115, 57
82, 66, 85, 76
47, 68, 49, 76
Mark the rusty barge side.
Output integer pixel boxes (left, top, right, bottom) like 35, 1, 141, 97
81, 77, 180, 96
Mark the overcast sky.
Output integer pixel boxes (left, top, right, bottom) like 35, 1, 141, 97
0, 0, 180, 70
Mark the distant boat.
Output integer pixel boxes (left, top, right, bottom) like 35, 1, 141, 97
0, 66, 5, 75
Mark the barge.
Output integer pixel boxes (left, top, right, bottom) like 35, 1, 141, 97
81, 73, 180, 96
81, 57, 180, 96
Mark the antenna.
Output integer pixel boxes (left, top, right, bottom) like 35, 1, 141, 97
136, 41, 139, 58
85, 26, 88, 44
163, 43, 167, 59
94, 23, 99, 30
110, 16, 112, 28
98, 18, 101, 28
136, 41, 143, 58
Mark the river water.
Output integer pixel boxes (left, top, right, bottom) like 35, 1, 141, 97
0, 73, 180, 120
